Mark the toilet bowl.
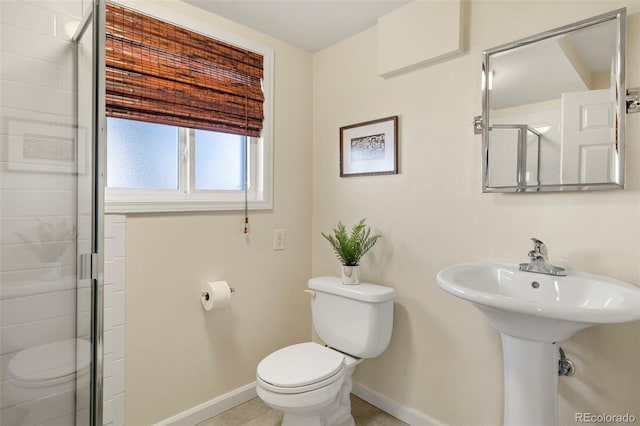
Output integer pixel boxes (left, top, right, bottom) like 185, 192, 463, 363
4, 339, 90, 424
256, 277, 395, 426
256, 342, 360, 426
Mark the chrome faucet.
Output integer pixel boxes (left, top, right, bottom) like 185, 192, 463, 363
519, 238, 566, 276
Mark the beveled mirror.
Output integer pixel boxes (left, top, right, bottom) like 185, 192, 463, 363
481, 8, 626, 192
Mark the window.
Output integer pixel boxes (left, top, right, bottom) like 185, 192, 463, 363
104, 1, 273, 213
107, 118, 179, 190
193, 128, 247, 191
106, 117, 265, 212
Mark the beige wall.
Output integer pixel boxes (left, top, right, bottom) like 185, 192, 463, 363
124, 0, 640, 424
123, 2, 313, 424
312, 1, 640, 425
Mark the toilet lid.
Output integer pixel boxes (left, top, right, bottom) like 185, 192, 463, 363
257, 342, 344, 388
9, 338, 91, 383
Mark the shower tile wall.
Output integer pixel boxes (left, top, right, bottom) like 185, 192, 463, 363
104, 214, 126, 426
0, 1, 85, 424
0, 1, 82, 284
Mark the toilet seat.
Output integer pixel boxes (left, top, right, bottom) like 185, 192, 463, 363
257, 342, 345, 394
9, 338, 90, 388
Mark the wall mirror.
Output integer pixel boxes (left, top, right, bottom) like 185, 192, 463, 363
481, 8, 626, 192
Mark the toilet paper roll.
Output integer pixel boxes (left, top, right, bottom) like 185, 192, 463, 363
201, 281, 232, 311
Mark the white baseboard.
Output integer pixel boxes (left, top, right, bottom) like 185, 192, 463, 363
154, 380, 443, 426
154, 382, 257, 426
352, 381, 446, 426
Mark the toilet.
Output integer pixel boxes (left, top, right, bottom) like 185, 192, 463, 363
256, 276, 395, 426
4, 339, 90, 424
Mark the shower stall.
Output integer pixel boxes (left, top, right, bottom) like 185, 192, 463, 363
1, 0, 104, 424
486, 124, 542, 189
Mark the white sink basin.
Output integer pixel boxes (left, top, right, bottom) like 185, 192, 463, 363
437, 261, 640, 426
436, 262, 640, 341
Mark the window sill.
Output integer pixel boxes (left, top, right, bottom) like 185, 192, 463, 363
105, 188, 272, 213
104, 199, 272, 214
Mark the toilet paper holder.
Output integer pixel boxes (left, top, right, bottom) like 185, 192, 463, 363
201, 287, 236, 301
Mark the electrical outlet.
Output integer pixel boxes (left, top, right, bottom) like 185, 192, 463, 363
274, 229, 286, 250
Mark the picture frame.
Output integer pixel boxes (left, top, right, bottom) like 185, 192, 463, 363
7, 119, 87, 174
340, 116, 398, 177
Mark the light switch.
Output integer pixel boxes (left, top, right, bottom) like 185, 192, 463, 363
274, 229, 285, 250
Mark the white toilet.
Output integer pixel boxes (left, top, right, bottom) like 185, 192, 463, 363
4, 339, 91, 425
256, 276, 395, 426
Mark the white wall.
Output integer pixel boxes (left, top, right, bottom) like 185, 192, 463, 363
0, 1, 88, 424
313, 1, 640, 424
121, 2, 314, 424
0, 0, 83, 285
103, 215, 126, 426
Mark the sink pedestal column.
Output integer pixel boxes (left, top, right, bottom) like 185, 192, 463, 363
501, 334, 559, 426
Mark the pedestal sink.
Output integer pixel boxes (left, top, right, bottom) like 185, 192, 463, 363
436, 262, 640, 426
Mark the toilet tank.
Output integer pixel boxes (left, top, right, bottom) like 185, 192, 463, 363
308, 276, 395, 358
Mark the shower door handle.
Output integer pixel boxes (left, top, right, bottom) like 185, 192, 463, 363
79, 253, 98, 280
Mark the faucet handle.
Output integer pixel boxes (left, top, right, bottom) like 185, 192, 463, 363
530, 237, 548, 259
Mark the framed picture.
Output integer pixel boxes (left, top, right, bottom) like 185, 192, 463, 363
340, 116, 398, 177
7, 119, 87, 174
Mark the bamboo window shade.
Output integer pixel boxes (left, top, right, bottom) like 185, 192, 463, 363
105, 2, 264, 137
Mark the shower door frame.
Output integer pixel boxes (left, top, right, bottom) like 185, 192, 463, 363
73, 0, 106, 424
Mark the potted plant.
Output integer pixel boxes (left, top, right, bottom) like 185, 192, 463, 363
15, 218, 76, 280
321, 218, 381, 285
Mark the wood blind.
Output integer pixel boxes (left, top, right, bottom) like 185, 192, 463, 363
105, 2, 264, 137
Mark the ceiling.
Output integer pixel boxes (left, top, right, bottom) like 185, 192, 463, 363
183, 0, 411, 52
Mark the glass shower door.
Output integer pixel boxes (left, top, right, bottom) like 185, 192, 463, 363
0, 0, 102, 425
75, 1, 104, 424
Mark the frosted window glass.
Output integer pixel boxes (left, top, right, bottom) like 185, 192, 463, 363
107, 117, 179, 189
194, 130, 246, 190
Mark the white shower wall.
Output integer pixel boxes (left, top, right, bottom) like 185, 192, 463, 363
0, 0, 82, 287
0, 1, 94, 424
103, 214, 126, 426
1, 0, 82, 418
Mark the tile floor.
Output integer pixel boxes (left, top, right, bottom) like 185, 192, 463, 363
197, 394, 408, 426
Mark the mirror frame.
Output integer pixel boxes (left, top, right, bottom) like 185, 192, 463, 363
481, 8, 626, 193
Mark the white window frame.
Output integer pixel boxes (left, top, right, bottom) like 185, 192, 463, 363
103, 0, 273, 214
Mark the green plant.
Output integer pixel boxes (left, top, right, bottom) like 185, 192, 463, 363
321, 218, 381, 266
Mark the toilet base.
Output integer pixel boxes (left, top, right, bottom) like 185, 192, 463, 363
282, 412, 353, 426
280, 372, 355, 426
260, 358, 360, 426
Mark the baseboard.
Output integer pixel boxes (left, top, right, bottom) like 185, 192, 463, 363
154, 382, 257, 426
352, 381, 446, 426
153, 380, 442, 426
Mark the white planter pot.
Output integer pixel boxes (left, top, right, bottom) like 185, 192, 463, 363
41, 262, 62, 281
341, 265, 360, 285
